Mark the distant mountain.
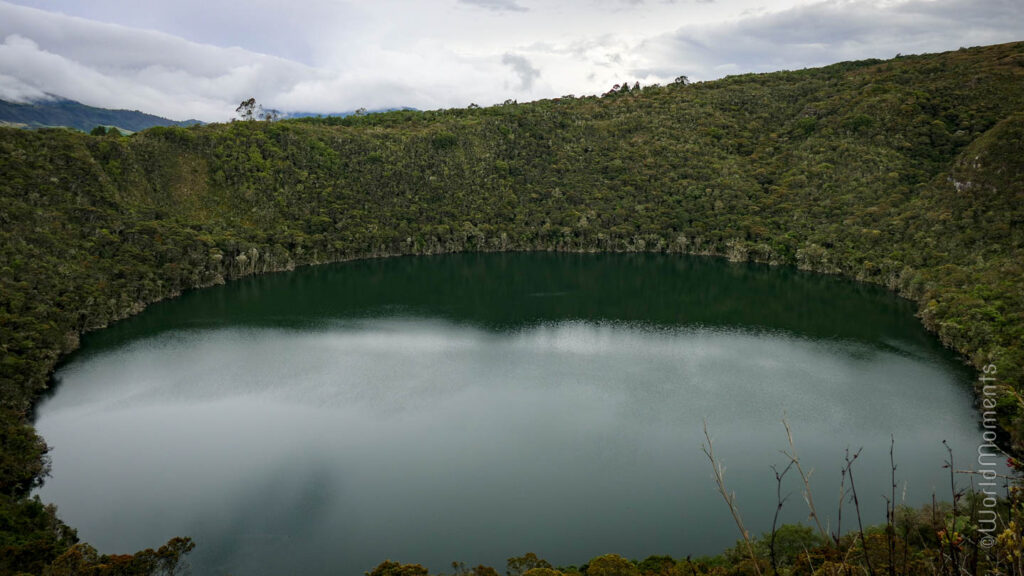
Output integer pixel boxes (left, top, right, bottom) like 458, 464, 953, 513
281, 106, 417, 120
0, 96, 201, 132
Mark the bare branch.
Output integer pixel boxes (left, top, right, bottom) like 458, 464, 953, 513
782, 416, 829, 542
843, 447, 875, 576
770, 461, 795, 574
702, 419, 762, 576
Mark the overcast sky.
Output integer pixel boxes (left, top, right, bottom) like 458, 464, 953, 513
0, 0, 1021, 121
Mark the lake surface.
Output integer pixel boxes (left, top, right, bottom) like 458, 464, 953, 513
34, 253, 993, 575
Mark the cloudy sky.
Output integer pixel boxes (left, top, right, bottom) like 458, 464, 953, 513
0, 0, 1021, 121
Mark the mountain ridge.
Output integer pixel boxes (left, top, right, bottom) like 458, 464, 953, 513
0, 95, 201, 132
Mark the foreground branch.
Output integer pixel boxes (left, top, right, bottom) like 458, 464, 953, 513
702, 420, 763, 576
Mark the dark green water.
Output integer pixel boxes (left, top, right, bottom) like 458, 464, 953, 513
34, 253, 992, 575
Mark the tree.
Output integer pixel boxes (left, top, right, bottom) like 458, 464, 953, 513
236, 98, 257, 121
367, 560, 429, 576
586, 554, 638, 576
673, 75, 690, 85
235, 98, 279, 122
43, 536, 194, 576
506, 553, 551, 576
636, 555, 675, 575
0, 409, 50, 497
521, 569, 563, 576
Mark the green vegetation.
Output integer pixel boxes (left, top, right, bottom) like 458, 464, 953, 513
0, 97, 199, 133
1, 41, 1023, 574
371, 511, 1024, 576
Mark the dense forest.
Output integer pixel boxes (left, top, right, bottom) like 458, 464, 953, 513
1, 41, 1023, 574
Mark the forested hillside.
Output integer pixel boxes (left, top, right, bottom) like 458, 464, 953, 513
1, 41, 1023, 574
0, 97, 199, 133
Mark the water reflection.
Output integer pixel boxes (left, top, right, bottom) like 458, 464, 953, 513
37, 317, 988, 575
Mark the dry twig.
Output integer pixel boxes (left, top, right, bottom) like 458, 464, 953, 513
702, 419, 762, 576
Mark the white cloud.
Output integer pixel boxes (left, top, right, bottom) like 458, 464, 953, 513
502, 53, 541, 91
0, 3, 318, 120
458, 0, 528, 12
633, 0, 1024, 81
0, 71, 50, 102
0, 0, 1021, 122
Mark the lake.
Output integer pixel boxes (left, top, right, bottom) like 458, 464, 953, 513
33, 253, 993, 575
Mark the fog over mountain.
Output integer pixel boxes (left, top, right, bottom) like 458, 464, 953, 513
0, 0, 1021, 122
